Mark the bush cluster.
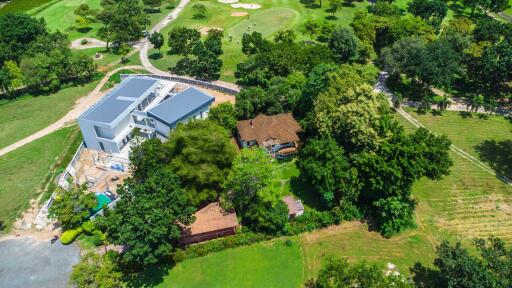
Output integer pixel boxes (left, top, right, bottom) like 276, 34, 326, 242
287, 204, 362, 235
61, 228, 83, 245
171, 233, 273, 263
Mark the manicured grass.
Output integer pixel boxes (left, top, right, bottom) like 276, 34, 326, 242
0, 80, 99, 149
32, 0, 175, 40
403, 108, 512, 159
155, 238, 303, 288
149, 0, 370, 82
0, 126, 82, 232
0, 0, 55, 15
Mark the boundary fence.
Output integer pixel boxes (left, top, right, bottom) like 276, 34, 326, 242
121, 74, 240, 95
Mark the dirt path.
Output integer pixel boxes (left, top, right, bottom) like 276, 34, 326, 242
375, 72, 512, 186
0, 65, 145, 157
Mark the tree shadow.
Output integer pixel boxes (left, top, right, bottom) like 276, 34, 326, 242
149, 52, 163, 60
475, 140, 512, 178
77, 27, 92, 33
458, 111, 473, 119
325, 15, 338, 20
431, 109, 443, 116
124, 263, 174, 288
290, 177, 326, 211
410, 262, 443, 287
144, 8, 161, 14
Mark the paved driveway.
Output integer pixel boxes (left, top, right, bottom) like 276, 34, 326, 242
0, 236, 80, 288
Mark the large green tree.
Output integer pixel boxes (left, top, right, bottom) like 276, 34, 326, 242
223, 148, 275, 211
208, 102, 237, 132
433, 238, 512, 288
49, 186, 97, 230
70, 251, 123, 288
297, 137, 359, 208
164, 120, 237, 206
328, 27, 359, 63
98, 168, 195, 266
306, 257, 413, 287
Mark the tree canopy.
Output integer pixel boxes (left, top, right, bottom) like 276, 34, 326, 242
98, 168, 195, 266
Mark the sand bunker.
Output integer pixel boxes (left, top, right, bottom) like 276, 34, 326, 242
231, 3, 261, 9
218, 0, 238, 3
199, 26, 224, 35
231, 11, 249, 17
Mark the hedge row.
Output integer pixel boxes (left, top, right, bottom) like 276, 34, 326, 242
171, 232, 273, 263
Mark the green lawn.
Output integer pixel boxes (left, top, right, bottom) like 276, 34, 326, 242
0, 126, 82, 232
0, 80, 99, 150
0, 0, 55, 15
32, 0, 175, 40
149, 0, 370, 82
154, 238, 303, 288
403, 108, 512, 159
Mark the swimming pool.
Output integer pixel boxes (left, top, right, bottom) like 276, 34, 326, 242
91, 193, 113, 214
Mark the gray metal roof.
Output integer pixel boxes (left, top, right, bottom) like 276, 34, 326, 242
80, 77, 159, 124
147, 87, 214, 127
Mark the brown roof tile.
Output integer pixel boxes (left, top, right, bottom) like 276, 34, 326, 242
236, 113, 301, 147
183, 202, 238, 236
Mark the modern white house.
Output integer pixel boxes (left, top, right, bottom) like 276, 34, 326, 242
77, 76, 214, 157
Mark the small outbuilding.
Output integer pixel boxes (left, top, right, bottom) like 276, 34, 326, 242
180, 202, 239, 245
282, 196, 304, 219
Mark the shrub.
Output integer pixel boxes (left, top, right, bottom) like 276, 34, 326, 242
170, 232, 272, 263
81, 220, 95, 235
285, 239, 293, 247
80, 39, 88, 45
91, 230, 105, 246
61, 228, 83, 245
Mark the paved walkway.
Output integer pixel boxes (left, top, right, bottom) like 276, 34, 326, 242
375, 72, 512, 185
139, 0, 241, 92
0, 65, 144, 157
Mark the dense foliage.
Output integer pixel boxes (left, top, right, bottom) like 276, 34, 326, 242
0, 13, 96, 96
305, 257, 413, 287
98, 168, 195, 266
168, 27, 223, 80
70, 251, 123, 288
223, 149, 289, 234
49, 186, 97, 230
164, 120, 237, 206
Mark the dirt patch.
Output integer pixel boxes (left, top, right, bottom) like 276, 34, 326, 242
231, 11, 249, 17
197, 87, 235, 106
199, 26, 224, 36
231, 3, 262, 9
71, 37, 107, 50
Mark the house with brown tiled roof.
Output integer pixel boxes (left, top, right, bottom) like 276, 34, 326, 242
236, 113, 301, 157
180, 202, 238, 245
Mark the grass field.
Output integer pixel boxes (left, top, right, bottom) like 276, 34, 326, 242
0, 0, 55, 15
154, 238, 303, 288
32, 0, 175, 40
149, 0, 370, 82
0, 126, 82, 232
0, 80, 99, 150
